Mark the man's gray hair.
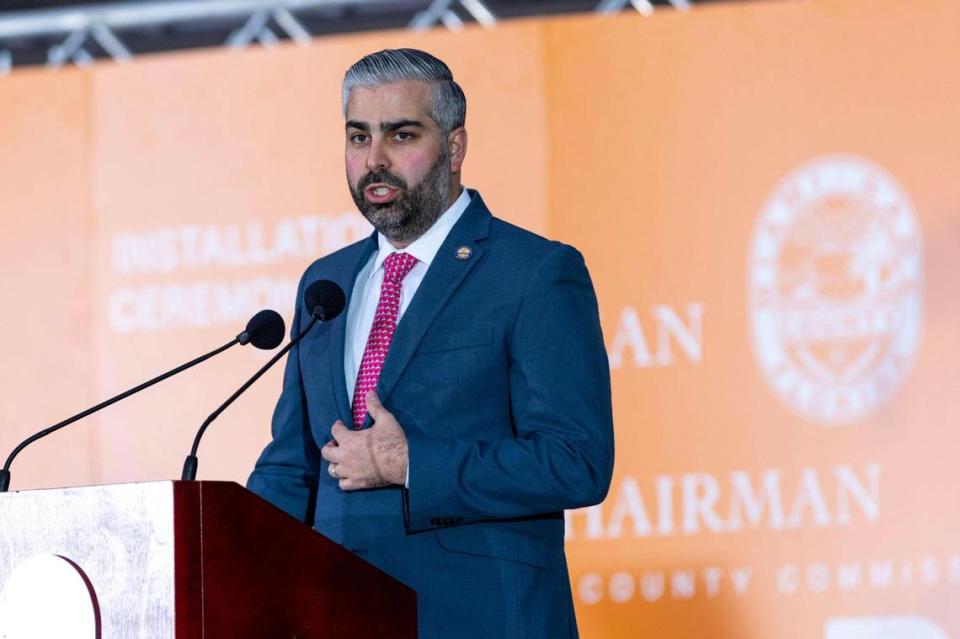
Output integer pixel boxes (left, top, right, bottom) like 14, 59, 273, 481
342, 48, 466, 136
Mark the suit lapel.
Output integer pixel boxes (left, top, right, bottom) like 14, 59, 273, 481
375, 193, 493, 404
327, 233, 378, 425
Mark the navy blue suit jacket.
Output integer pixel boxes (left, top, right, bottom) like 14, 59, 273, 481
248, 191, 614, 639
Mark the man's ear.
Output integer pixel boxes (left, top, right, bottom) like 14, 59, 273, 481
448, 127, 468, 173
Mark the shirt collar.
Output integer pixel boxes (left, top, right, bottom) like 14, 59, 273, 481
370, 187, 471, 277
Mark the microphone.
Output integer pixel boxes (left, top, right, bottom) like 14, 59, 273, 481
0, 309, 286, 493
238, 309, 286, 349
180, 280, 346, 481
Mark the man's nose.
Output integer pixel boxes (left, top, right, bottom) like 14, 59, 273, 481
365, 139, 389, 171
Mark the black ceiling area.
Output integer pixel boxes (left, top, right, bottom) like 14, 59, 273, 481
0, 0, 733, 70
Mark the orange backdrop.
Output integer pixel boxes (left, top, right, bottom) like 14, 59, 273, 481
2, 1, 959, 637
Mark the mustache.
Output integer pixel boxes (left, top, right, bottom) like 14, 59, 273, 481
358, 170, 407, 192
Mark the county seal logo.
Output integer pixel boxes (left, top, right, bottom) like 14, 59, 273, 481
749, 155, 923, 425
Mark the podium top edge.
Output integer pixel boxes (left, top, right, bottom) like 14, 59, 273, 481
0, 479, 243, 496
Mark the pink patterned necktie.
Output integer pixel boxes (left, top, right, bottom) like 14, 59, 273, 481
351, 251, 419, 429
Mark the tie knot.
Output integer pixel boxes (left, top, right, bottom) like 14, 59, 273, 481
383, 252, 418, 284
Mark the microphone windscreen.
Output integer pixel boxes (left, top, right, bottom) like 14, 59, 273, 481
245, 309, 286, 349
304, 280, 346, 322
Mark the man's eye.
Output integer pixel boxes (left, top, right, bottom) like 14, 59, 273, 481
394, 131, 414, 142
350, 133, 368, 144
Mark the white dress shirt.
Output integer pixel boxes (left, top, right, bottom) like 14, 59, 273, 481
344, 187, 472, 406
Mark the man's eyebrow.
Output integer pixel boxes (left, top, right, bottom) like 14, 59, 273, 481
346, 120, 370, 132
381, 119, 424, 132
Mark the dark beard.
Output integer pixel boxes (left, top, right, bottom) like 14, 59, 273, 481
349, 150, 451, 246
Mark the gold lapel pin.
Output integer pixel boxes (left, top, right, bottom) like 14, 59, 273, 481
455, 246, 473, 261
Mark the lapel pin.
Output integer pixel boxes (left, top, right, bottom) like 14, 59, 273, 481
455, 246, 473, 261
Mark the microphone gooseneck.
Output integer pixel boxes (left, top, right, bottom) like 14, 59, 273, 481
0, 309, 285, 493
0, 339, 237, 493
181, 280, 346, 481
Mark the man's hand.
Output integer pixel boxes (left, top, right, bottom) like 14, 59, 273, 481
321, 391, 409, 490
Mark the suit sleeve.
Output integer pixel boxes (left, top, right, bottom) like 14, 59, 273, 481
246, 276, 322, 525
403, 244, 614, 531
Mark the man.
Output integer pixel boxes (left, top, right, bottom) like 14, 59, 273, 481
248, 48, 613, 639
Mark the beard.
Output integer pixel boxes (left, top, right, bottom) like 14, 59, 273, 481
349, 149, 452, 246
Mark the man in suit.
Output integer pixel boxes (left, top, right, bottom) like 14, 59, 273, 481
248, 48, 614, 639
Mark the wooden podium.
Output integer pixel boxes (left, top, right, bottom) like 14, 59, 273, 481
0, 481, 416, 638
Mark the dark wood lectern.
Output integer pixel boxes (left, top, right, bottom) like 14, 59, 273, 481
0, 481, 416, 638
